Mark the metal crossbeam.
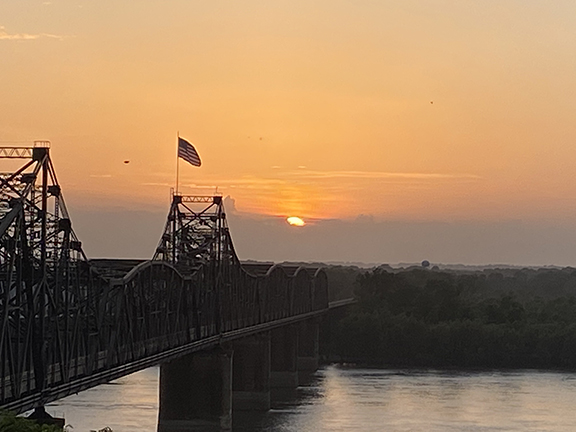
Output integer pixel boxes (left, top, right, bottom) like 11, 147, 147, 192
178, 195, 221, 204
0, 142, 51, 159
0, 148, 33, 158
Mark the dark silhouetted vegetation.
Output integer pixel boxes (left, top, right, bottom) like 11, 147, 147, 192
327, 267, 576, 369
0, 411, 61, 432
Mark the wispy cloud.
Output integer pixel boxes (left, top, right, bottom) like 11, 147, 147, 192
186, 183, 220, 190
285, 170, 481, 180
182, 177, 286, 189
0, 26, 66, 41
174, 170, 480, 194
142, 182, 172, 187
90, 174, 113, 178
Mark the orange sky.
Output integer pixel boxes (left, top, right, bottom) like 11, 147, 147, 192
2, 1, 576, 263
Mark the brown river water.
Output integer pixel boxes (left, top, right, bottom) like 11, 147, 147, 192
43, 365, 576, 431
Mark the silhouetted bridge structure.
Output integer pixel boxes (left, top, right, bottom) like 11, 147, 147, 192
0, 144, 352, 430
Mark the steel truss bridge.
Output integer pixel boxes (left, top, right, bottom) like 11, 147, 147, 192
0, 144, 330, 414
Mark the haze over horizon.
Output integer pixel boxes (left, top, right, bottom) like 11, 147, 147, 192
3, 1, 576, 266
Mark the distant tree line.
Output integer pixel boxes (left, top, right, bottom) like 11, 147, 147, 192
325, 267, 576, 369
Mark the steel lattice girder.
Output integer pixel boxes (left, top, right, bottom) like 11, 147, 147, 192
153, 194, 237, 269
0, 144, 94, 409
0, 144, 329, 415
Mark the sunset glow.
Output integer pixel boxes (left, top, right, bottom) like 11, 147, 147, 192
3, 1, 576, 264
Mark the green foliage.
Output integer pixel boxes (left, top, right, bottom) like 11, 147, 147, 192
330, 267, 576, 368
0, 411, 61, 432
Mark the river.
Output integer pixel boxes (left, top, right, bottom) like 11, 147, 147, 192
44, 365, 576, 431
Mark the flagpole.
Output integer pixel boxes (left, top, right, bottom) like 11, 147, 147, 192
175, 131, 180, 195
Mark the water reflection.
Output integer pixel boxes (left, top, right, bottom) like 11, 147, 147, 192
46, 365, 576, 432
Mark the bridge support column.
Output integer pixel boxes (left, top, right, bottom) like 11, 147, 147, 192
297, 319, 320, 384
270, 325, 298, 389
232, 332, 271, 411
158, 347, 233, 432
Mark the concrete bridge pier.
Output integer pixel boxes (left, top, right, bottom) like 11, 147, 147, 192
158, 347, 233, 432
270, 325, 299, 389
27, 407, 65, 429
232, 333, 271, 411
297, 319, 320, 384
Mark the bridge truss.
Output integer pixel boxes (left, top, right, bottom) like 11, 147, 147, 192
0, 144, 328, 414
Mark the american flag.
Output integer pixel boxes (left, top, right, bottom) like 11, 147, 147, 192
178, 137, 201, 167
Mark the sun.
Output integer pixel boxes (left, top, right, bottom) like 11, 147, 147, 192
287, 216, 306, 227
